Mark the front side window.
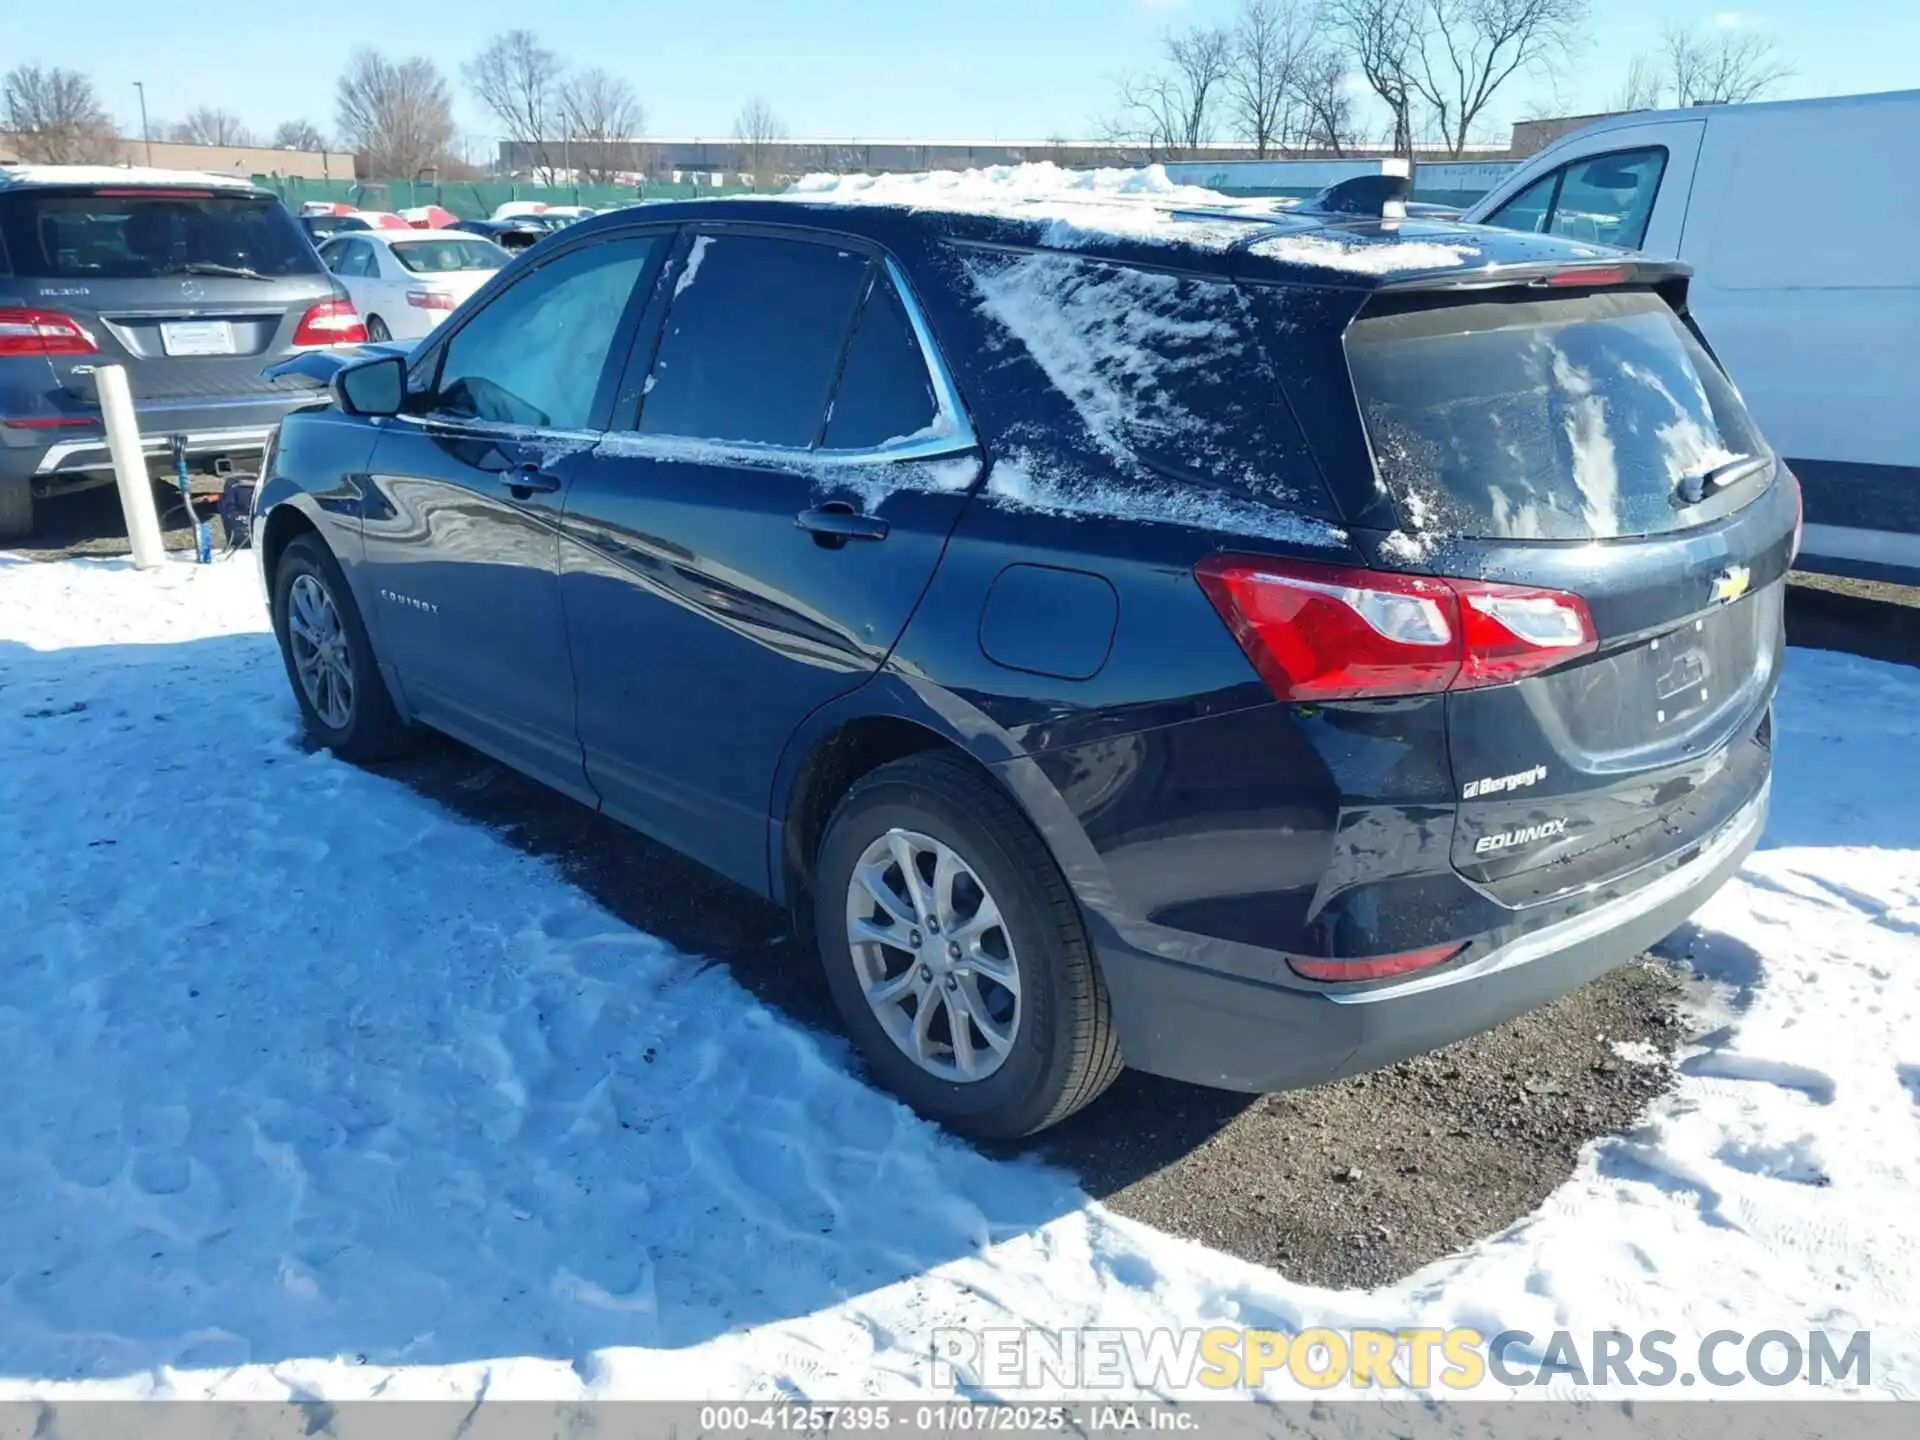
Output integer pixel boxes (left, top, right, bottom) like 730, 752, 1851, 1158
638, 234, 871, 447
1485, 148, 1668, 251
429, 236, 655, 432
1488, 173, 1557, 235
1549, 150, 1668, 249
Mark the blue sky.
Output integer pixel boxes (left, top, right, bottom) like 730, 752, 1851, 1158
3, 0, 1913, 153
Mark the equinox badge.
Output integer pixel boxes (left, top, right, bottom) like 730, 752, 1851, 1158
1709, 564, 1752, 606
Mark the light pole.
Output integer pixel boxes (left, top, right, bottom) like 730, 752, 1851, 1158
133, 81, 153, 165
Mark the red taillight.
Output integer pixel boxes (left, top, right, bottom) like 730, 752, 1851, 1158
3, 415, 98, 429
1545, 265, 1633, 287
1195, 555, 1597, 702
406, 289, 457, 310
292, 299, 369, 347
1454, 580, 1599, 688
0, 307, 98, 358
1288, 943, 1464, 983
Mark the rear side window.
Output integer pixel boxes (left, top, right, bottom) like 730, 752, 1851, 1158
639, 234, 870, 447
824, 276, 939, 450
0, 189, 322, 279
430, 236, 655, 431
1347, 289, 1770, 541
961, 249, 1335, 516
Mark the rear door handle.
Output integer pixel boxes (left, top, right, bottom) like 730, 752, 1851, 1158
796, 505, 889, 545
504, 464, 562, 498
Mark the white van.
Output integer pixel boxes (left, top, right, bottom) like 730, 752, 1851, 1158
1464, 89, 1920, 586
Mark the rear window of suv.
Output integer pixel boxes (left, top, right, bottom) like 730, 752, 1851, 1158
0, 188, 322, 280
1347, 288, 1770, 540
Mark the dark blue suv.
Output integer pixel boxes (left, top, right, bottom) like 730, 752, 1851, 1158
253, 191, 1794, 1138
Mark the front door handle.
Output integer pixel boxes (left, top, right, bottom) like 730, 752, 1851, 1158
503, 464, 562, 499
796, 504, 889, 546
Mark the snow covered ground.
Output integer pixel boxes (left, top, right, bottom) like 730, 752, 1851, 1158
0, 552, 1914, 1404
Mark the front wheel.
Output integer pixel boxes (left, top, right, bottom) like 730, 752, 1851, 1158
270, 533, 412, 762
813, 753, 1123, 1139
366, 315, 391, 342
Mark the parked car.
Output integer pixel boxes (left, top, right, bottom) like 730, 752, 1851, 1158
0, 165, 367, 540
251, 194, 1793, 1138
316, 229, 510, 341
399, 204, 461, 230
1466, 88, 1918, 586
448, 217, 548, 253
299, 214, 350, 244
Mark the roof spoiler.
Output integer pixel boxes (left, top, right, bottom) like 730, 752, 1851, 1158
1295, 159, 1411, 220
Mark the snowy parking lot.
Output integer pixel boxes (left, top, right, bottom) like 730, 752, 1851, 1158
0, 552, 1916, 1402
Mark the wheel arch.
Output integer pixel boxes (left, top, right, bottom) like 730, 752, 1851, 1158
259, 499, 324, 596
771, 680, 1035, 916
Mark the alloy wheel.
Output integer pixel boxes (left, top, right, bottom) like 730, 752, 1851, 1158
843, 827, 1022, 1082
286, 572, 356, 730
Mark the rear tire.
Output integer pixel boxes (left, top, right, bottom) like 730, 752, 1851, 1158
813, 753, 1123, 1139
366, 316, 391, 342
270, 533, 412, 763
0, 476, 32, 542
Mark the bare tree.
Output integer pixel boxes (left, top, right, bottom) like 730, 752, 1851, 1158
1226, 0, 1312, 156
1325, 0, 1423, 154
1292, 44, 1360, 154
465, 30, 565, 182
558, 70, 644, 182
1610, 51, 1664, 111
2, 63, 121, 164
1099, 23, 1233, 159
1165, 25, 1234, 150
1407, 0, 1588, 157
272, 119, 329, 151
1660, 23, 1793, 107
170, 107, 255, 147
1097, 70, 1185, 159
335, 49, 456, 178
732, 96, 789, 175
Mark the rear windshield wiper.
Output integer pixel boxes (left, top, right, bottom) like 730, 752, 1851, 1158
1674, 453, 1770, 508
158, 262, 269, 281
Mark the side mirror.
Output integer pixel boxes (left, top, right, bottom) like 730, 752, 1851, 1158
332, 354, 406, 418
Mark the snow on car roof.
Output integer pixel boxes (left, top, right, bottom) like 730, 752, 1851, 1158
784, 162, 1492, 276
0, 164, 260, 191
788, 161, 1287, 251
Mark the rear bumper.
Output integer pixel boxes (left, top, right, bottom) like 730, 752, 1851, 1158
3, 396, 307, 483
1092, 776, 1768, 1093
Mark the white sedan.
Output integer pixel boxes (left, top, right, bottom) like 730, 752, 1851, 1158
315, 229, 511, 341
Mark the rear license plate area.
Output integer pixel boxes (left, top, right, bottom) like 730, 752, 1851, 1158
160, 320, 236, 357
1650, 623, 1715, 726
